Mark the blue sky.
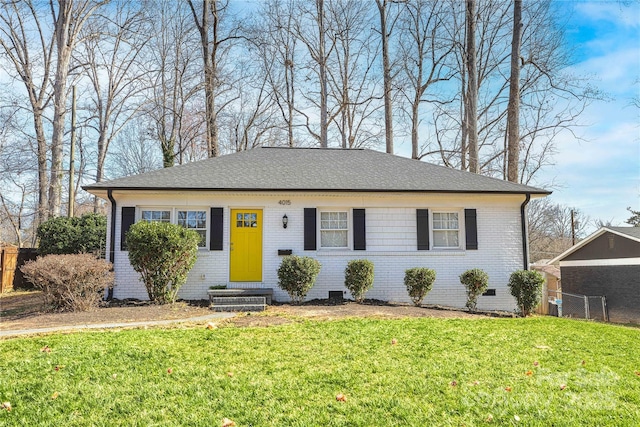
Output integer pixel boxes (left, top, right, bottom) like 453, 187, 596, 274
545, 0, 640, 230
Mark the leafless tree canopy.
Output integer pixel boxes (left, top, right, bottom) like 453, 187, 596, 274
0, 0, 603, 246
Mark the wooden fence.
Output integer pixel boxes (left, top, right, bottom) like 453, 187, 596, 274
0, 246, 19, 292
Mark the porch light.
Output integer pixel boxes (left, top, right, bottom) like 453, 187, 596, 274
282, 214, 288, 229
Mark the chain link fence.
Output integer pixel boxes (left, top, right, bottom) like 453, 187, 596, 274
548, 290, 608, 322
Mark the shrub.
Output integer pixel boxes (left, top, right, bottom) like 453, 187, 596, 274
277, 256, 321, 304
20, 254, 114, 312
344, 259, 374, 303
404, 267, 436, 306
37, 213, 106, 256
460, 268, 489, 312
126, 221, 199, 304
508, 270, 545, 317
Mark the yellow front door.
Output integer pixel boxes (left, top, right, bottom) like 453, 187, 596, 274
230, 209, 263, 282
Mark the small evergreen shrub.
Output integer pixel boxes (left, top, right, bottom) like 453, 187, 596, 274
37, 213, 107, 256
277, 256, 321, 304
404, 267, 436, 306
344, 259, 374, 303
508, 270, 545, 317
126, 221, 199, 304
20, 254, 114, 312
460, 268, 489, 312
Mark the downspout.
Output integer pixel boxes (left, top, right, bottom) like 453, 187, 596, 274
107, 189, 116, 300
520, 193, 531, 270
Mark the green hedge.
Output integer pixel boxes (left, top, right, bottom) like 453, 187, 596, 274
277, 256, 322, 304
344, 259, 374, 303
404, 267, 436, 306
37, 213, 106, 255
126, 221, 199, 304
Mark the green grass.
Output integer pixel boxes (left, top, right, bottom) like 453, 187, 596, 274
0, 316, 639, 426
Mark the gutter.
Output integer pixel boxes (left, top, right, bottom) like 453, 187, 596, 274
106, 189, 116, 300
520, 193, 531, 270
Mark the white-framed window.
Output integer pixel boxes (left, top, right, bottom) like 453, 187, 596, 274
177, 210, 207, 248
138, 207, 208, 248
141, 209, 171, 223
320, 211, 348, 248
432, 212, 460, 248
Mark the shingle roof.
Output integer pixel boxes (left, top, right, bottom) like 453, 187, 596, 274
83, 147, 549, 195
608, 227, 640, 240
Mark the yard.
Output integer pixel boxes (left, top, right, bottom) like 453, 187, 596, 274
1, 313, 639, 426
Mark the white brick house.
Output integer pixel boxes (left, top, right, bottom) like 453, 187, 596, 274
84, 147, 549, 311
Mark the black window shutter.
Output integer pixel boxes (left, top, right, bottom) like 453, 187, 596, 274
417, 209, 430, 250
210, 207, 224, 250
120, 207, 136, 251
353, 208, 366, 250
465, 208, 478, 250
304, 208, 317, 250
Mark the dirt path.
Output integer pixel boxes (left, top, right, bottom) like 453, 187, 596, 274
1, 291, 496, 332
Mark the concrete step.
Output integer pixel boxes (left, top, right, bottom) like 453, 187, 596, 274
210, 304, 266, 312
210, 296, 266, 305
209, 296, 266, 312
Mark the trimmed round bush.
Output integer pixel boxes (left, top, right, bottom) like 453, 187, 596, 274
508, 270, 545, 317
37, 213, 106, 256
404, 267, 436, 306
344, 259, 374, 303
21, 254, 114, 312
277, 256, 321, 304
126, 221, 199, 304
460, 268, 489, 312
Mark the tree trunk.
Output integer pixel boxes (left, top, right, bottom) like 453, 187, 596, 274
34, 112, 49, 224
317, 0, 328, 148
49, 0, 73, 217
507, 0, 522, 182
376, 0, 394, 154
465, 0, 478, 173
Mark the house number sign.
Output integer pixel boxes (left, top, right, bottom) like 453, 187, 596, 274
278, 200, 291, 205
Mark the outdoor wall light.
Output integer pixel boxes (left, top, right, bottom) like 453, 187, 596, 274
282, 214, 288, 229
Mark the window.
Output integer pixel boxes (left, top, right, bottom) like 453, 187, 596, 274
320, 211, 348, 248
141, 210, 171, 223
433, 212, 459, 248
235, 212, 257, 228
178, 210, 207, 247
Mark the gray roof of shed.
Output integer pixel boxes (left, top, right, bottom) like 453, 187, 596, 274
608, 227, 640, 240
84, 147, 549, 195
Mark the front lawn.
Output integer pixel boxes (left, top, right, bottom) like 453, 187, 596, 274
1, 316, 638, 426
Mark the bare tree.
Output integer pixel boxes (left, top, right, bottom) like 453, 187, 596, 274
187, 0, 241, 157
0, 0, 53, 225
107, 123, 161, 178
325, 0, 383, 149
429, 0, 595, 185
141, 0, 204, 167
397, 0, 455, 159
506, 0, 522, 182
48, 0, 108, 217
465, 0, 479, 173
291, 0, 334, 147
528, 198, 588, 262
374, 0, 397, 154
76, 0, 151, 209
252, 0, 300, 148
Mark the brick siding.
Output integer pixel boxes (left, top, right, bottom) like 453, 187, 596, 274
561, 265, 640, 324
107, 192, 528, 312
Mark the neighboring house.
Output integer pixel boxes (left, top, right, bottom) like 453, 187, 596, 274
84, 147, 549, 311
549, 227, 640, 324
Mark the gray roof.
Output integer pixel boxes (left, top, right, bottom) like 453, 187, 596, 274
84, 147, 549, 195
609, 227, 640, 240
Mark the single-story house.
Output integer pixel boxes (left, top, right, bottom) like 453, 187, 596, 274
84, 147, 549, 311
549, 227, 640, 324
